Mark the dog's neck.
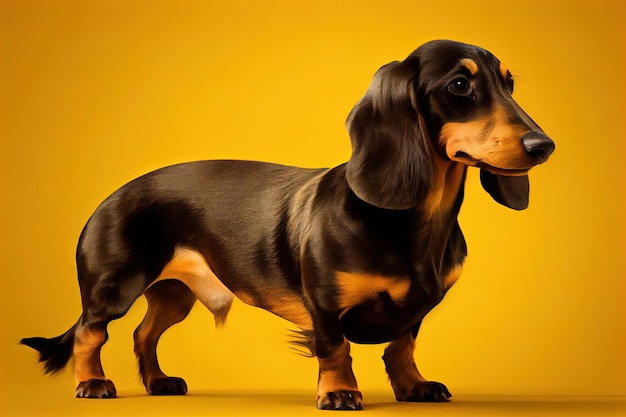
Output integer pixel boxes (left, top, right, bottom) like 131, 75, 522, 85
415, 160, 467, 290
421, 159, 467, 222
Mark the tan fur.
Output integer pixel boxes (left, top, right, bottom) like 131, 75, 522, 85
442, 264, 463, 290
263, 291, 313, 330
499, 61, 510, 80
335, 272, 411, 311
461, 58, 479, 75
423, 159, 466, 220
440, 106, 534, 173
154, 247, 234, 325
74, 327, 107, 383
134, 280, 196, 390
316, 338, 359, 400
383, 332, 425, 398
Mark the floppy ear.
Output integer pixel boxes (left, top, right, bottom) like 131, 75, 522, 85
479, 169, 529, 210
345, 58, 432, 210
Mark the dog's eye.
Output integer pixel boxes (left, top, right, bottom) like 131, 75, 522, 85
507, 77, 515, 94
448, 76, 471, 95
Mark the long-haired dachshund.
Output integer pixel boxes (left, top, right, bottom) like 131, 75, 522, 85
22, 40, 554, 410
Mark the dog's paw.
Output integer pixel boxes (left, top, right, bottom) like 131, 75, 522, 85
317, 390, 363, 410
394, 381, 451, 402
75, 379, 117, 398
148, 377, 188, 395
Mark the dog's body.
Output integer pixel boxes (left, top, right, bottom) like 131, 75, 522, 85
22, 40, 554, 410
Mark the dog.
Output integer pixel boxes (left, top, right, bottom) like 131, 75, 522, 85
22, 40, 554, 410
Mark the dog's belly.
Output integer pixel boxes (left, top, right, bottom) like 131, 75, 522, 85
153, 247, 313, 330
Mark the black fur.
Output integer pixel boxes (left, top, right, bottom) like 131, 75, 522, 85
21, 323, 76, 374
22, 40, 554, 410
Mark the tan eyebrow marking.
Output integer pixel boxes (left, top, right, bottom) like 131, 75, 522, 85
499, 61, 510, 79
460, 58, 479, 75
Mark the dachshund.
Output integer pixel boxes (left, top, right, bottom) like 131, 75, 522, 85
22, 40, 554, 410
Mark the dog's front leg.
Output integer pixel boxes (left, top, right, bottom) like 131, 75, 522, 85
383, 322, 451, 402
300, 245, 362, 409
315, 333, 362, 410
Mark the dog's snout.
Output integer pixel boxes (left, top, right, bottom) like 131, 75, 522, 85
521, 132, 555, 164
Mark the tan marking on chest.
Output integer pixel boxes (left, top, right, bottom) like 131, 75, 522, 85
336, 272, 411, 310
442, 265, 463, 290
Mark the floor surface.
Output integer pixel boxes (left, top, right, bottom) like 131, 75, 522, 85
2, 389, 624, 417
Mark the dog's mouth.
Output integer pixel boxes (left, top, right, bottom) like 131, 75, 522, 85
453, 151, 530, 176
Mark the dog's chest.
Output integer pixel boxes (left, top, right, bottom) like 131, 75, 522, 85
335, 271, 439, 344
335, 272, 412, 308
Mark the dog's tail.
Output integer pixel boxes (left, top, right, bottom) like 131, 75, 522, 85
21, 321, 78, 374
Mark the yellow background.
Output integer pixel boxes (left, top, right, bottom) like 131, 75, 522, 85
1, 0, 624, 416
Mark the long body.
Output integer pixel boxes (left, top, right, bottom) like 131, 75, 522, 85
22, 40, 554, 410
81, 160, 466, 342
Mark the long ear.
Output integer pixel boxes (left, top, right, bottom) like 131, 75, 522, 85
479, 169, 529, 210
345, 58, 431, 210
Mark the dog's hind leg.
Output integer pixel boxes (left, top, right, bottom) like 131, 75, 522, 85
22, 246, 151, 398
73, 320, 116, 398
133, 279, 196, 395
73, 269, 149, 398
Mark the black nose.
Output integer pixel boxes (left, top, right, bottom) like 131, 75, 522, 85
521, 132, 555, 164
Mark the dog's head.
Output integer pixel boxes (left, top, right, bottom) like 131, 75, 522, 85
346, 40, 555, 210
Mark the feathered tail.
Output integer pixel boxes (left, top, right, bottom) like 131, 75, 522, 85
21, 321, 78, 374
